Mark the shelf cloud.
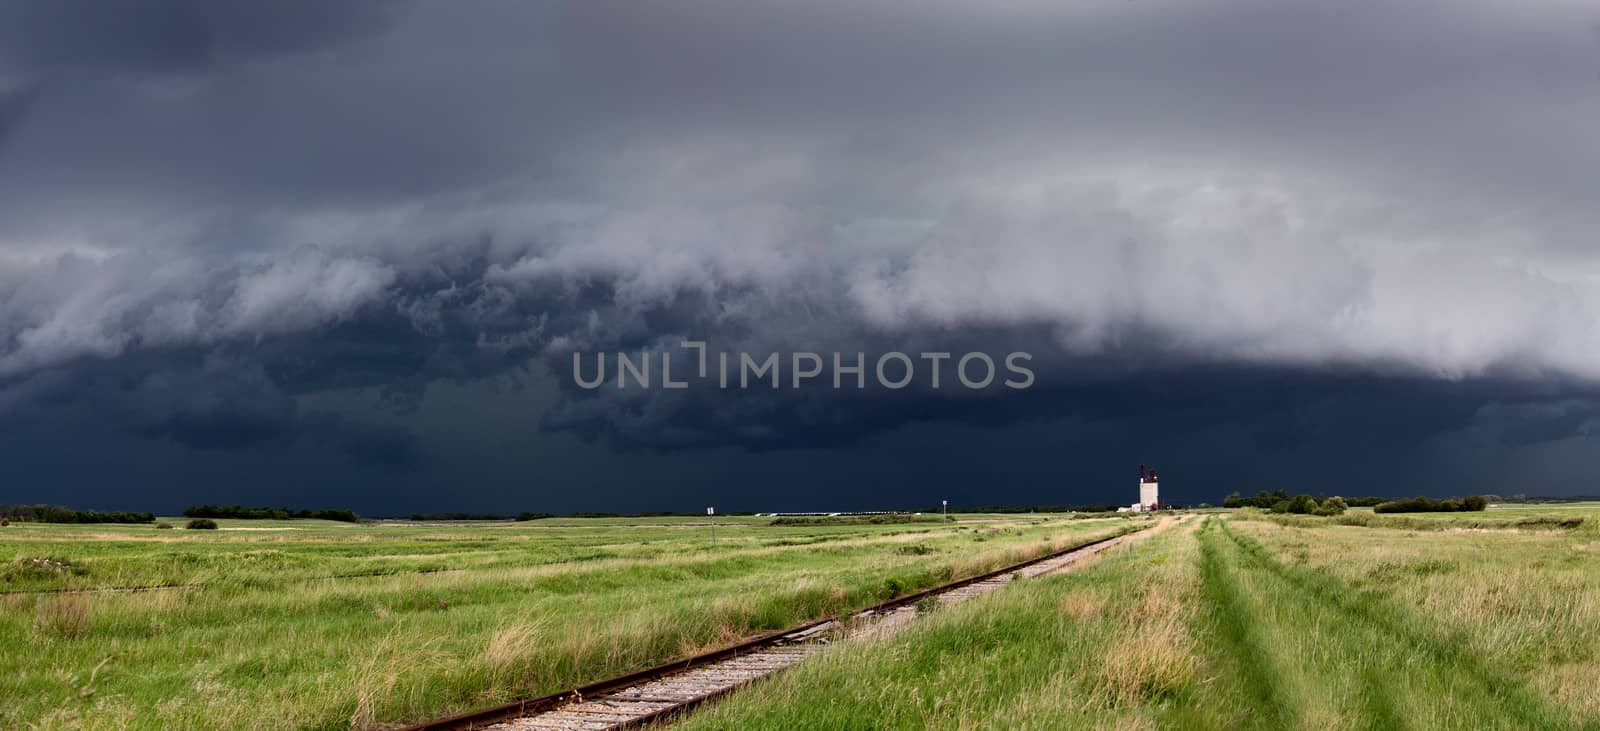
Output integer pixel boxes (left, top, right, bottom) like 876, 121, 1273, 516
3, 1, 1599, 509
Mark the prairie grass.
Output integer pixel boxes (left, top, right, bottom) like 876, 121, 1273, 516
1242, 503, 1600, 535
683, 507, 1600, 729
1230, 513, 1600, 725
0, 514, 1127, 730
15, 504, 1600, 729
680, 522, 1204, 730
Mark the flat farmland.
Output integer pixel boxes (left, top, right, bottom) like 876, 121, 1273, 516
681, 505, 1600, 730
0, 513, 1134, 730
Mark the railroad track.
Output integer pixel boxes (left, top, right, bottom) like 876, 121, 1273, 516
400, 520, 1170, 731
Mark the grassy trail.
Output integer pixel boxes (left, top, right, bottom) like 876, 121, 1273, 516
1196, 518, 1578, 730
679, 515, 1600, 730
1195, 520, 1292, 729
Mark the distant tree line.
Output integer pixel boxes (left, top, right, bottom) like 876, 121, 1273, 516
1273, 495, 1347, 516
0, 504, 155, 524
552, 511, 755, 518
1225, 491, 1491, 515
1224, 491, 1381, 509
1341, 496, 1388, 507
1373, 496, 1487, 513
182, 505, 360, 522
932, 504, 1129, 514
1222, 492, 1348, 516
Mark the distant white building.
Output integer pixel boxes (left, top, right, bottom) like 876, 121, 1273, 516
1136, 465, 1160, 512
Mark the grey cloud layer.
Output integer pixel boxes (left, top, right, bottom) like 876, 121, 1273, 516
3, 0, 1600, 440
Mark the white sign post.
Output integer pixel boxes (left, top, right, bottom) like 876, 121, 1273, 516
707, 506, 715, 547
942, 499, 948, 521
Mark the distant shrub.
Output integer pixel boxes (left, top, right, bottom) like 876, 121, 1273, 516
880, 576, 908, 598
914, 596, 940, 615
895, 544, 935, 555
1313, 496, 1348, 516
185, 518, 219, 530
1, 518, 8, 527
155, 522, 173, 529
1374, 496, 1489, 514
515, 512, 555, 521
182, 505, 359, 522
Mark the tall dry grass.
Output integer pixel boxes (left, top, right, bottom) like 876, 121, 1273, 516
34, 591, 90, 639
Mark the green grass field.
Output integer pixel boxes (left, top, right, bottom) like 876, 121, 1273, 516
9, 504, 1599, 730
681, 504, 1600, 730
0, 513, 1135, 730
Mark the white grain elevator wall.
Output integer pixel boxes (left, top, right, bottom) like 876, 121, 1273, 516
1140, 481, 1159, 510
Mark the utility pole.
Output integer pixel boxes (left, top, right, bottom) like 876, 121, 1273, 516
707, 506, 715, 547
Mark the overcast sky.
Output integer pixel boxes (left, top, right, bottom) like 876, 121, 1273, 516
3, 1, 1600, 514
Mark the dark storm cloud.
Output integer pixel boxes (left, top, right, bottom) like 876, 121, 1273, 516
0, 342, 429, 476
0, 82, 36, 150
1481, 399, 1600, 448
3, 1, 1600, 509
129, 358, 299, 451
539, 337, 1582, 456
298, 410, 424, 467
0, 0, 396, 76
